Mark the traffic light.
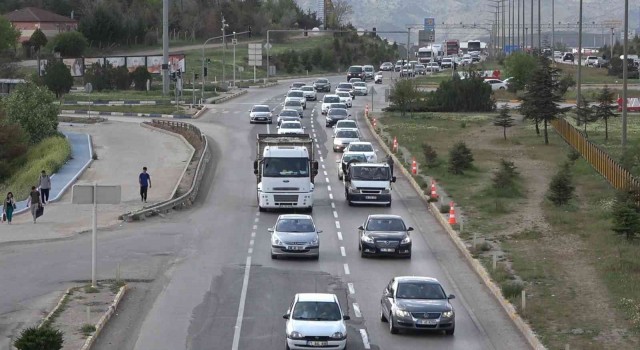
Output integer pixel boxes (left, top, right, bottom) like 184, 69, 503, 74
304, 28, 308, 37
204, 67, 208, 77
248, 26, 252, 38
195, 73, 199, 80
371, 27, 376, 38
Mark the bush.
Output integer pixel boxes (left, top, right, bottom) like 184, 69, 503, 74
421, 142, 440, 168
557, 74, 576, 96
547, 162, 575, 206
0, 111, 29, 182
567, 148, 581, 162
2, 82, 59, 143
503, 52, 539, 91
426, 73, 495, 112
14, 326, 64, 350
500, 280, 524, 299
43, 60, 73, 98
130, 66, 151, 91
611, 190, 640, 240
113, 66, 131, 90
448, 141, 474, 175
439, 203, 451, 213
51, 31, 88, 57
492, 159, 520, 197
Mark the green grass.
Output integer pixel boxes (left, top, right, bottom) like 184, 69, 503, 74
377, 112, 640, 349
58, 116, 106, 124
0, 136, 71, 201
413, 73, 453, 85
83, 285, 99, 294
80, 323, 96, 337
41, 291, 71, 329
64, 105, 184, 115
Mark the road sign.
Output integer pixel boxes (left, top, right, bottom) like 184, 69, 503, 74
264, 43, 272, 50
72, 184, 121, 204
424, 17, 435, 30
248, 60, 263, 66
248, 43, 263, 67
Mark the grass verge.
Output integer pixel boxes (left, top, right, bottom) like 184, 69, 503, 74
0, 136, 71, 200
377, 112, 640, 349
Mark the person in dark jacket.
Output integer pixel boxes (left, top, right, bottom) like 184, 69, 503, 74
27, 186, 42, 223
386, 154, 394, 177
39, 170, 52, 204
2, 192, 16, 224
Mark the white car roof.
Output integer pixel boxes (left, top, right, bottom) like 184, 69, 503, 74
337, 91, 351, 96
348, 141, 373, 146
296, 293, 338, 302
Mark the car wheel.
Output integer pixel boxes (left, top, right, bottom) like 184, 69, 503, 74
380, 307, 388, 322
271, 253, 277, 260
445, 326, 455, 335
360, 249, 366, 258
338, 174, 343, 180
286, 342, 291, 350
312, 254, 319, 260
405, 251, 412, 259
499, 87, 505, 90
389, 314, 399, 334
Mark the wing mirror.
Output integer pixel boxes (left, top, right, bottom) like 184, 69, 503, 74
336, 160, 341, 163
407, 227, 414, 231
448, 294, 456, 299
391, 176, 397, 183
317, 230, 323, 233
343, 315, 351, 321
253, 160, 259, 175
268, 228, 274, 233
283, 313, 290, 319
358, 225, 364, 230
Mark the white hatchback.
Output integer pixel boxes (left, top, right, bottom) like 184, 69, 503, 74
345, 141, 377, 162
278, 121, 305, 135
335, 91, 353, 107
284, 293, 349, 350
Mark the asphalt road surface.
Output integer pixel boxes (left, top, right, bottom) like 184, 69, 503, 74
0, 74, 530, 350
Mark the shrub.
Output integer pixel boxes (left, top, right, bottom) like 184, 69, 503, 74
426, 72, 495, 112
448, 141, 474, 175
421, 142, 440, 168
492, 159, 520, 197
51, 31, 88, 57
14, 326, 64, 350
43, 60, 73, 98
547, 162, 575, 206
130, 66, 151, 91
80, 324, 96, 336
567, 148, 581, 162
112, 66, 131, 90
2, 82, 59, 143
500, 280, 524, 299
611, 190, 640, 240
439, 203, 451, 213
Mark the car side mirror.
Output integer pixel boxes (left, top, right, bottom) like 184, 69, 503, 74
253, 160, 259, 175
283, 313, 290, 319
268, 228, 274, 232
448, 294, 456, 300
343, 315, 350, 320
358, 225, 364, 230
407, 227, 414, 231
336, 160, 341, 163
391, 176, 397, 183
317, 230, 323, 233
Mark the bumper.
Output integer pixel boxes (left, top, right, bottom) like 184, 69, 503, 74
272, 245, 319, 258
286, 338, 346, 350
361, 241, 411, 256
304, 95, 317, 100
354, 90, 367, 96
392, 316, 455, 331
258, 192, 313, 209
333, 144, 348, 151
251, 116, 272, 123
348, 192, 391, 205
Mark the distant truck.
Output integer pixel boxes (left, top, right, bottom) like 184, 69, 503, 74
254, 134, 318, 212
445, 40, 459, 56
416, 46, 437, 64
467, 40, 481, 53
343, 162, 396, 207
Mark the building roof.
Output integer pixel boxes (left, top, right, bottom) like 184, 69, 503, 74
4, 7, 77, 23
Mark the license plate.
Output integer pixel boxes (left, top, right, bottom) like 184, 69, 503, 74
381, 248, 395, 252
287, 246, 304, 250
257, 117, 265, 120
417, 319, 438, 325
307, 341, 328, 346
279, 205, 294, 208
365, 196, 377, 200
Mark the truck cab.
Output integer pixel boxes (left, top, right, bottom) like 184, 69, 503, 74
343, 162, 396, 207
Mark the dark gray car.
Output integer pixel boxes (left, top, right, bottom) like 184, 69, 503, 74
359, 215, 412, 258
381, 276, 456, 335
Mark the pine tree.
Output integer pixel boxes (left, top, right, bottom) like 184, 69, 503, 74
494, 104, 515, 140
448, 141, 474, 175
547, 162, 575, 206
593, 86, 617, 141
573, 96, 595, 138
611, 190, 640, 241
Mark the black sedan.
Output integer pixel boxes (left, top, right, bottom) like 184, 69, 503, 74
358, 214, 412, 258
313, 78, 331, 92
325, 108, 349, 127
381, 276, 456, 335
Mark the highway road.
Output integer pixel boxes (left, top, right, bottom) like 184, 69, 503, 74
0, 74, 530, 350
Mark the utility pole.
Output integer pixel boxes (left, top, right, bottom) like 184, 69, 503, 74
502, 0, 506, 52
221, 16, 227, 85
577, 0, 583, 107
406, 27, 410, 69
537, 0, 541, 51
552, 0, 555, 56
517, 0, 520, 49
162, 0, 169, 95
611, 28, 615, 61
530, 0, 533, 52
232, 31, 236, 88
622, 0, 629, 147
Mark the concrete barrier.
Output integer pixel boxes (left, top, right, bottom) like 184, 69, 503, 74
208, 89, 248, 104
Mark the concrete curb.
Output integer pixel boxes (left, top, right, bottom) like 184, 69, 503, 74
38, 287, 73, 328
209, 89, 248, 104
139, 122, 196, 199
192, 106, 209, 119
60, 110, 193, 119
257, 82, 279, 88
362, 114, 546, 350
79, 285, 127, 350
61, 100, 186, 106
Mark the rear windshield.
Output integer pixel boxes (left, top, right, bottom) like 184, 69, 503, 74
343, 153, 367, 162
337, 83, 352, 89
324, 96, 340, 103
285, 101, 301, 106
288, 91, 304, 97
281, 122, 301, 129
337, 92, 350, 97
363, 66, 373, 72
302, 86, 314, 91
253, 106, 270, 112
330, 103, 347, 109
280, 110, 299, 117
366, 217, 406, 231
316, 79, 328, 83
336, 121, 356, 128
348, 143, 373, 152
353, 82, 366, 87
329, 109, 348, 116
337, 130, 358, 138
348, 66, 363, 73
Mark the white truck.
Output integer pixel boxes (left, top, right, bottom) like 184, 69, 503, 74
254, 134, 318, 212
343, 162, 396, 207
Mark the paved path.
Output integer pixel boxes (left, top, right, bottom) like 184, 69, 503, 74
0, 122, 192, 245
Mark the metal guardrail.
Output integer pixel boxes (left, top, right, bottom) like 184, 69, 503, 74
120, 119, 210, 221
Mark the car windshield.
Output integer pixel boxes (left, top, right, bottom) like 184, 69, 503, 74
281, 122, 300, 129
416, 65, 425, 69
316, 79, 328, 83
285, 101, 301, 107
364, 66, 373, 72
280, 110, 299, 117
336, 130, 358, 138
351, 166, 389, 181
337, 84, 352, 89
348, 144, 373, 152
396, 282, 446, 300
288, 91, 303, 97
336, 121, 357, 128
353, 82, 366, 87
324, 96, 340, 103
337, 92, 350, 97
276, 218, 315, 232
366, 217, 406, 231
329, 109, 348, 116
302, 86, 314, 91
330, 103, 347, 109
343, 154, 366, 163
253, 106, 270, 112
263, 157, 309, 177
348, 66, 363, 72
292, 301, 342, 321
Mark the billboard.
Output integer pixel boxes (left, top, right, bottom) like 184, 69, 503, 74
63, 58, 84, 77
424, 17, 435, 30
38, 59, 48, 77
126, 56, 146, 73
169, 54, 186, 73
146, 55, 163, 74
84, 58, 104, 72
106, 57, 126, 67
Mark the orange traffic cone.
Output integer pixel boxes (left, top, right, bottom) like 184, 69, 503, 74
373, 117, 377, 129
392, 136, 398, 153
448, 202, 457, 225
365, 104, 369, 117
411, 157, 417, 175
430, 180, 439, 199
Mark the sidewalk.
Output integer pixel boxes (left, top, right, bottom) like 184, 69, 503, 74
0, 122, 192, 244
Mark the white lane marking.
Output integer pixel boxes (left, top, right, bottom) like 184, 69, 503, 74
359, 329, 371, 350
323, 170, 328, 176
318, 150, 322, 155
331, 202, 335, 209
325, 177, 330, 183
314, 138, 318, 142
248, 247, 253, 254
353, 303, 362, 318
313, 133, 317, 138
251, 232, 256, 238
333, 211, 338, 219
266, 123, 270, 133
252, 225, 257, 230
320, 156, 324, 162
343, 264, 350, 275
256, 212, 260, 216
327, 185, 332, 192
321, 164, 325, 169
254, 217, 259, 223
337, 231, 343, 240
348, 283, 355, 295
329, 193, 334, 200
340, 246, 346, 256
249, 239, 254, 246
231, 256, 251, 350
335, 221, 341, 229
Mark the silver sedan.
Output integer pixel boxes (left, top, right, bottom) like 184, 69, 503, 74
270, 214, 322, 259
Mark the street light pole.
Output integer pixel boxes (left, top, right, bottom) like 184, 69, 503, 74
611, 28, 615, 61
622, 0, 629, 147
552, 0, 555, 55
577, 0, 583, 107
222, 16, 227, 85
517, 0, 521, 49
233, 31, 236, 88
537, 0, 541, 51
530, 0, 533, 52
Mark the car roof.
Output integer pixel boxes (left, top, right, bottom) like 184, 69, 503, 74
252, 104, 270, 108
280, 108, 299, 113
351, 162, 387, 167
336, 119, 356, 124
394, 276, 441, 284
296, 293, 338, 302
348, 141, 372, 146
336, 128, 358, 133
368, 214, 403, 220
324, 94, 339, 98
329, 108, 348, 112
278, 214, 313, 220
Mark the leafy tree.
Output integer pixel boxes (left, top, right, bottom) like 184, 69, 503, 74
79, 4, 125, 48
51, 31, 88, 57
13, 326, 63, 350
29, 28, 48, 52
547, 162, 575, 206
300, 50, 313, 72
593, 86, 617, 141
326, 0, 353, 29
448, 141, 474, 175
43, 60, 73, 98
427, 72, 495, 112
130, 66, 151, 91
0, 109, 28, 181
556, 73, 576, 96
503, 52, 538, 91
611, 189, 640, 241
494, 104, 515, 140
1, 83, 59, 143
0, 16, 20, 51
84, 62, 113, 92
389, 79, 421, 116
573, 96, 595, 137
520, 57, 567, 144
113, 66, 131, 90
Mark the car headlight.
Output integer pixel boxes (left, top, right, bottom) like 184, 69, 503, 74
288, 331, 304, 339
330, 331, 346, 340
309, 236, 319, 245
333, 139, 342, 145
381, 189, 390, 194
394, 308, 411, 318
361, 235, 374, 244
400, 236, 411, 244
442, 310, 454, 318
348, 185, 359, 193
272, 235, 283, 246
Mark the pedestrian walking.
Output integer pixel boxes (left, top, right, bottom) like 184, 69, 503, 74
27, 186, 42, 223
139, 167, 152, 203
39, 170, 52, 204
386, 154, 395, 177
2, 192, 16, 224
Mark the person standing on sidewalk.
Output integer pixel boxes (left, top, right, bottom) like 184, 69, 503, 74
2, 192, 16, 224
27, 187, 42, 223
38, 170, 52, 204
139, 167, 152, 203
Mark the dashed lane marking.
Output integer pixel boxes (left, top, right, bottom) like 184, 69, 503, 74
333, 211, 338, 219
254, 217, 259, 223
343, 264, 350, 275
340, 246, 346, 256
329, 193, 334, 200
331, 202, 335, 209
321, 164, 325, 169
353, 303, 362, 318
251, 232, 256, 238
252, 225, 257, 230
249, 240, 254, 246
320, 156, 324, 162
231, 256, 252, 350
325, 177, 330, 183
323, 171, 328, 176
318, 150, 322, 155
248, 247, 253, 254
335, 221, 341, 229
327, 185, 332, 192
337, 231, 343, 240
348, 283, 355, 294
359, 329, 371, 350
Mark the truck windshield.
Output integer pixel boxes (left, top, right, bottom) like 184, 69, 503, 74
263, 157, 309, 177
351, 166, 390, 180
